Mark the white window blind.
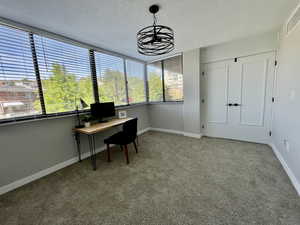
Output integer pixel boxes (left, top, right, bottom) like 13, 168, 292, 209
34, 35, 93, 114
126, 60, 146, 104
0, 25, 41, 120
94, 52, 127, 106
164, 55, 183, 101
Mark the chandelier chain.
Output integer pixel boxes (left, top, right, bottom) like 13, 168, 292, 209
137, 5, 174, 56
153, 14, 158, 26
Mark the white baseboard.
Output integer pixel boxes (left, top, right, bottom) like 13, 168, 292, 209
0, 145, 106, 196
149, 127, 202, 139
183, 132, 203, 139
269, 143, 300, 196
138, 127, 150, 135
149, 127, 183, 135
0, 128, 150, 196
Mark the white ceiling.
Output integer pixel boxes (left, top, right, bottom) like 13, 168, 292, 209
0, 0, 298, 61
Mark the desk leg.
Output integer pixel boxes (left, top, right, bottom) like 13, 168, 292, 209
107, 144, 111, 162
88, 134, 97, 170
75, 132, 82, 162
124, 144, 129, 164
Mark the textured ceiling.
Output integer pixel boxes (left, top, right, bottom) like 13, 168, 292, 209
0, 0, 298, 61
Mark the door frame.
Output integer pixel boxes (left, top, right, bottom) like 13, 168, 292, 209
200, 51, 277, 144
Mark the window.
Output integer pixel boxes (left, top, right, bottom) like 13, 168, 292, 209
164, 55, 183, 101
147, 55, 183, 102
0, 25, 41, 120
147, 61, 163, 102
0, 22, 148, 123
126, 60, 146, 104
34, 35, 93, 114
94, 52, 127, 106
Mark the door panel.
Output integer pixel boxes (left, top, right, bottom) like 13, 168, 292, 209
202, 52, 275, 143
240, 59, 267, 126
228, 62, 242, 125
205, 63, 228, 124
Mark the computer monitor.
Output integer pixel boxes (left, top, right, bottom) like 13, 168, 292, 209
90, 102, 115, 120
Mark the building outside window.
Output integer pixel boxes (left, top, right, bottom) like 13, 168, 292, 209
34, 35, 94, 114
164, 55, 183, 101
0, 25, 41, 119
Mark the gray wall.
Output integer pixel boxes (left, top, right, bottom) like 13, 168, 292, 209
0, 104, 149, 187
1, 31, 287, 190
183, 49, 201, 135
147, 49, 202, 135
148, 103, 183, 131
272, 25, 300, 188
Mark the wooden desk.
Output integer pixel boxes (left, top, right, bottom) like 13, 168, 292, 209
74, 117, 133, 170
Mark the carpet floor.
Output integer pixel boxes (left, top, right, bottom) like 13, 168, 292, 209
0, 131, 300, 225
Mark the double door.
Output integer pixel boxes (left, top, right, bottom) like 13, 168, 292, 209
202, 52, 275, 143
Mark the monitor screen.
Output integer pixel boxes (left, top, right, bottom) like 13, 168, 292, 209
91, 102, 115, 119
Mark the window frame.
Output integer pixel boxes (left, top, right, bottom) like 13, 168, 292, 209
0, 20, 147, 125
147, 61, 164, 103
147, 54, 184, 103
124, 58, 147, 105
32, 33, 96, 116
0, 18, 182, 126
93, 51, 129, 107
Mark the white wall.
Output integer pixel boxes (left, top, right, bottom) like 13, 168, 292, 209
272, 24, 300, 194
200, 30, 278, 63
183, 49, 201, 136
199, 27, 300, 194
200, 31, 278, 134
149, 33, 278, 137
3, 29, 299, 195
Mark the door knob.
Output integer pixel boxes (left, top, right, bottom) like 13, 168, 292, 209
227, 103, 233, 106
233, 103, 241, 106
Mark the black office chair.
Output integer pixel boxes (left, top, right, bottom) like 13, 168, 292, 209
104, 118, 138, 164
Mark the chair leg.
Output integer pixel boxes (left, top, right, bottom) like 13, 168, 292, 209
124, 144, 129, 164
136, 136, 139, 145
133, 140, 138, 154
106, 144, 111, 162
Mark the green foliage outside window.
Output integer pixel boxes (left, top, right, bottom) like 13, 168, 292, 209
127, 76, 146, 104
34, 64, 147, 114
148, 72, 163, 102
34, 64, 93, 113
98, 69, 127, 105
98, 69, 146, 105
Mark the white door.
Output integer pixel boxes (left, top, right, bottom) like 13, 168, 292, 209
202, 52, 275, 143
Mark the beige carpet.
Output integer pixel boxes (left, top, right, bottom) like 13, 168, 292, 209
0, 131, 300, 225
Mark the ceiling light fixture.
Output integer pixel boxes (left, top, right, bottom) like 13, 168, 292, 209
137, 5, 174, 56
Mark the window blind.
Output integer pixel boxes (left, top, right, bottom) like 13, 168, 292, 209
33, 35, 93, 114
0, 25, 41, 120
163, 55, 183, 101
94, 52, 127, 106
126, 60, 146, 104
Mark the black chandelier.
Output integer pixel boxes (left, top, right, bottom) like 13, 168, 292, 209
137, 5, 174, 56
